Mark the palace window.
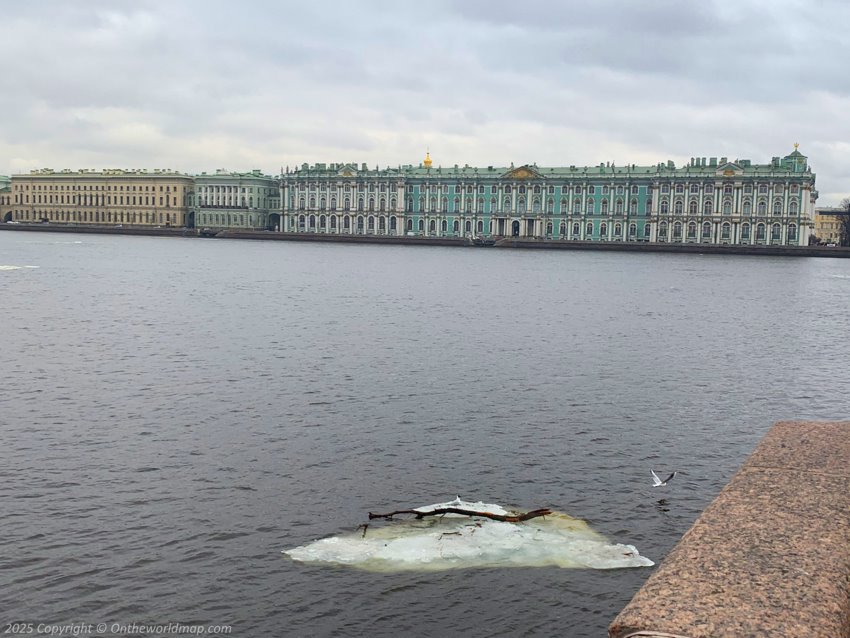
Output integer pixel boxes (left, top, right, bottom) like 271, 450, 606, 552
675, 184, 684, 194
773, 200, 782, 216
703, 200, 713, 215
789, 224, 797, 241
687, 222, 697, 239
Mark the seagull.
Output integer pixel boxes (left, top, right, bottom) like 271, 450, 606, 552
651, 469, 677, 487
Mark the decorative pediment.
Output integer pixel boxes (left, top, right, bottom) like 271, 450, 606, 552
337, 163, 358, 177
502, 165, 544, 180
715, 162, 743, 177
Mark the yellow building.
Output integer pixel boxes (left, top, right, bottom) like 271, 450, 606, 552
9, 168, 194, 227
814, 206, 845, 245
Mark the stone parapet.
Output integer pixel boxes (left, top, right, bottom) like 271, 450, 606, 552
609, 420, 850, 638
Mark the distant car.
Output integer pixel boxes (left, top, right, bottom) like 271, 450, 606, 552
5, 220, 20, 224
115, 224, 123, 228
826, 243, 837, 247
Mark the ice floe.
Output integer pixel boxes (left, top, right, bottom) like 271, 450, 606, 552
283, 498, 653, 572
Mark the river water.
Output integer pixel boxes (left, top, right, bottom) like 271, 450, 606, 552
2, 231, 849, 637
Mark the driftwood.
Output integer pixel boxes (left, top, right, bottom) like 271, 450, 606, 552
368, 507, 551, 523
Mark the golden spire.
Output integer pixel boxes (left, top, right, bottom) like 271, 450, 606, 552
794, 142, 799, 150
423, 150, 432, 169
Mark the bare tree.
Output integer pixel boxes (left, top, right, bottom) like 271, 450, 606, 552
837, 198, 850, 246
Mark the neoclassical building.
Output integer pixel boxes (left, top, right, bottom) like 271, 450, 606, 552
193, 169, 280, 230
280, 147, 817, 246
0, 175, 11, 222
8, 168, 193, 227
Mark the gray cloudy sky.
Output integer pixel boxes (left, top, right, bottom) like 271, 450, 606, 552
2, 0, 849, 203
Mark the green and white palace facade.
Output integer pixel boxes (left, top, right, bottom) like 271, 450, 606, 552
280, 147, 817, 246
193, 169, 280, 231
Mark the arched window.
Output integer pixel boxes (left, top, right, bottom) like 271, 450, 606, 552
546, 222, 553, 235
743, 200, 751, 216
518, 197, 526, 214
789, 201, 798, 215
369, 198, 375, 211
406, 218, 413, 231
418, 219, 424, 231
476, 220, 483, 233
600, 221, 608, 236
788, 223, 797, 241
673, 221, 682, 238
757, 200, 766, 215
358, 198, 364, 211
687, 222, 697, 238
299, 197, 305, 210
771, 223, 781, 240
429, 219, 435, 233
660, 200, 669, 215
319, 215, 326, 229
689, 200, 698, 215
615, 200, 623, 214
441, 219, 447, 232
331, 197, 337, 210
659, 221, 668, 237
368, 216, 375, 230
741, 222, 751, 239
503, 197, 511, 212
320, 198, 326, 210
572, 222, 580, 235
559, 222, 566, 235
573, 199, 581, 213
379, 216, 386, 231
452, 220, 459, 233
614, 222, 622, 236
465, 220, 471, 232
756, 223, 766, 240
453, 197, 459, 212
773, 200, 782, 216
601, 200, 609, 214
586, 199, 594, 214
721, 222, 730, 239
702, 221, 711, 238
477, 197, 484, 212
391, 197, 397, 210
674, 200, 683, 215
379, 198, 386, 212
628, 223, 636, 237
723, 200, 732, 215
586, 221, 593, 235
703, 200, 712, 215
309, 196, 316, 209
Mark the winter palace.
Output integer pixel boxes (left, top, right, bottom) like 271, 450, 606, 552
280, 146, 816, 246
1, 146, 817, 246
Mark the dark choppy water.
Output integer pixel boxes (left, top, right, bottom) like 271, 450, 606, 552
2, 231, 850, 637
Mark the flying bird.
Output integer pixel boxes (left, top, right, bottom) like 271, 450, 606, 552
651, 470, 677, 487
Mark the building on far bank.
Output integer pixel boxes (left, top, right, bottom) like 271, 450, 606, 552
813, 206, 846, 245
0, 175, 11, 222
279, 146, 817, 246
193, 169, 280, 230
8, 168, 193, 227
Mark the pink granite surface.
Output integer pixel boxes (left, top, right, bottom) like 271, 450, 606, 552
609, 421, 850, 638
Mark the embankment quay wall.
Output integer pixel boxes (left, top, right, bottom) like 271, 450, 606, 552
609, 420, 850, 638
2, 224, 850, 257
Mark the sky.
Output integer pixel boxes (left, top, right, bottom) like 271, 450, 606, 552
1, 0, 849, 204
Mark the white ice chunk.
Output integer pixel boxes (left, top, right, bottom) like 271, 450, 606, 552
283, 500, 653, 572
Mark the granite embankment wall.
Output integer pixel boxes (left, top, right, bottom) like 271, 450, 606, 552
609, 420, 850, 638
3, 224, 850, 257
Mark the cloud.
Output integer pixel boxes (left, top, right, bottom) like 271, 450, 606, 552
0, 0, 847, 203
